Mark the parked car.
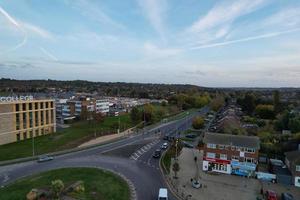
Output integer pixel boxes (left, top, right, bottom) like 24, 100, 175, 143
37, 155, 54, 163
265, 190, 277, 200
161, 143, 168, 149
182, 141, 194, 148
153, 149, 161, 158
158, 188, 168, 200
281, 193, 294, 200
185, 134, 197, 139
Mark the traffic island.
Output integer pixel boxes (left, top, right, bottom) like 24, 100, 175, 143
0, 167, 132, 200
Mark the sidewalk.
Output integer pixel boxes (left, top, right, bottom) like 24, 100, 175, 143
78, 128, 134, 148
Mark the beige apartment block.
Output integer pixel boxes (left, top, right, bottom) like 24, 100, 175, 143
0, 99, 56, 145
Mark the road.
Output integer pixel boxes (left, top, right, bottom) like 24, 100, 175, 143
0, 107, 209, 200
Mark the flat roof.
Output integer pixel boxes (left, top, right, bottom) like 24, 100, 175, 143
203, 132, 260, 149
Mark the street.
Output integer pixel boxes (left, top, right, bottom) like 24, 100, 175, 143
0, 107, 209, 200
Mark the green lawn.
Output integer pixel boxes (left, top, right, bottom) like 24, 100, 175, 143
0, 114, 133, 161
0, 168, 130, 200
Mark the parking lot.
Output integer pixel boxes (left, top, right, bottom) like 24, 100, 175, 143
169, 148, 300, 200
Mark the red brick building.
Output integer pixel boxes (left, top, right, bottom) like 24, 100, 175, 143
202, 132, 260, 176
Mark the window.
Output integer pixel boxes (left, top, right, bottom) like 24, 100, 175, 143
231, 155, 239, 161
35, 112, 39, 126
29, 103, 32, 110
220, 154, 227, 160
231, 146, 236, 151
246, 148, 255, 153
35, 102, 38, 110
206, 152, 216, 158
244, 157, 255, 163
218, 145, 225, 150
46, 110, 49, 124
23, 113, 27, 129
22, 103, 26, 111
16, 104, 20, 111
23, 132, 27, 140
45, 102, 49, 108
40, 102, 44, 109
16, 133, 20, 141
41, 111, 44, 125
50, 101, 54, 108
296, 165, 300, 172
29, 112, 33, 127
207, 143, 216, 149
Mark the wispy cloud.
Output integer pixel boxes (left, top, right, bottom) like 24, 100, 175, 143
0, 5, 54, 55
66, 0, 125, 30
137, 0, 168, 41
143, 42, 181, 58
40, 47, 58, 61
187, 0, 268, 34
0, 5, 27, 54
190, 28, 300, 50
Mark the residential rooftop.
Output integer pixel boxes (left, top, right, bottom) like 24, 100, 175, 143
203, 132, 260, 149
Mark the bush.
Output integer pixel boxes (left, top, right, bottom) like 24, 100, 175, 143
192, 117, 205, 129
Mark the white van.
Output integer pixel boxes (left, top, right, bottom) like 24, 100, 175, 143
158, 188, 168, 200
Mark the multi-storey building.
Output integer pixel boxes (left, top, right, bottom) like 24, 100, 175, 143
285, 150, 300, 187
0, 96, 56, 145
56, 97, 110, 123
202, 132, 260, 176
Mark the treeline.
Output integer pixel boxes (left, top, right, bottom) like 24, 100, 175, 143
0, 78, 205, 99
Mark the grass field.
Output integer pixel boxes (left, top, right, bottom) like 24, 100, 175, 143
0, 168, 130, 200
0, 114, 133, 161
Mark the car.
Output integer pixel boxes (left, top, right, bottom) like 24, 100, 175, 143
182, 141, 194, 148
161, 143, 168, 149
266, 190, 277, 200
185, 134, 197, 138
153, 149, 161, 158
281, 193, 294, 200
158, 188, 168, 200
37, 155, 54, 163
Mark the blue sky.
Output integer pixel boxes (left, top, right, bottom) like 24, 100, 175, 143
0, 0, 300, 87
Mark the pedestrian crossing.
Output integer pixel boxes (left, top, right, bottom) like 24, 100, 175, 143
130, 139, 160, 161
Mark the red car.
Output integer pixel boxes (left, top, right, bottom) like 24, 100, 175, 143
266, 190, 277, 200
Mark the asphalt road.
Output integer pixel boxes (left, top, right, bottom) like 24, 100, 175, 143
0, 107, 209, 200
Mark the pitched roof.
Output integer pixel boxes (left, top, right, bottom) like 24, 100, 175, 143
285, 150, 300, 165
203, 132, 260, 149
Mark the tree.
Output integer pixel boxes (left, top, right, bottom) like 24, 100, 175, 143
255, 104, 275, 119
51, 179, 64, 199
192, 117, 205, 129
161, 100, 167, 107
130, 107, 141, 123
273, 90, 281, 113
288, 118, 300, 133
143, 104, 155, 123
172, 162, 180, 179
238, 93, 256, 115
210, 96, 225, 112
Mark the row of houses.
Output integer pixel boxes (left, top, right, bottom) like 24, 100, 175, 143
201, 132, 300, 187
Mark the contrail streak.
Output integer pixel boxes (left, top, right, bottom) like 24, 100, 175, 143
190, 28, 300, 50
40, 47, 58, 61
0, 5, 27, 54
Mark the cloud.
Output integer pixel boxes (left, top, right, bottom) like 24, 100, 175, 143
0, 5, 54, 55
190, 28, 300, 49
143, 42, 182, 58
187, 0, 267, 33
0, 61, 36, 69
137, 0, 168, 41
0, 5, 27, 54
40, 47, 58, 61
66, 0, 125, 30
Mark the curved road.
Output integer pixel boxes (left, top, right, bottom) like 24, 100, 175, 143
0, 107, 209, 200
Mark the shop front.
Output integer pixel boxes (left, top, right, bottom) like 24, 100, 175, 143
202, 157, 231, 174
231, 161, 256, 177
